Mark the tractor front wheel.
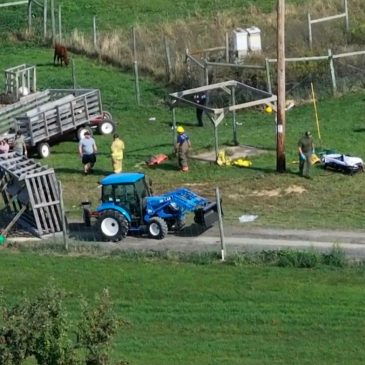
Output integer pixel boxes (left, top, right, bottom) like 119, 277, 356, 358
98, 210, 129, 242
148, 217, 168, 240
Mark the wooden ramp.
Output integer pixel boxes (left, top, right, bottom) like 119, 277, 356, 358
0, 153, 63, 237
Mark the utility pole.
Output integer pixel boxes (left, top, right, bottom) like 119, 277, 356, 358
276, 0, 286, 172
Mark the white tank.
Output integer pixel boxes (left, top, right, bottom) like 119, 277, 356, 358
232, 28, 248, 58
246, 26, 262, 52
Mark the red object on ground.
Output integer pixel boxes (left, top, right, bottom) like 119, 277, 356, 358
146, 154, 168, 166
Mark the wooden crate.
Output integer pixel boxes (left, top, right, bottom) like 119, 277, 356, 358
5, 64, 37, 100
0, 153, 63, 237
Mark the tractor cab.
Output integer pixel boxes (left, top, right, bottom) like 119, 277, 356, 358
98, 172, 152, 227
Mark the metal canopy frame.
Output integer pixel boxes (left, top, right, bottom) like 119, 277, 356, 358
169, 80, 277, 159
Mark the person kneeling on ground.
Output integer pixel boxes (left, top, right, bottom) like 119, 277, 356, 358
79, 131, 97, 175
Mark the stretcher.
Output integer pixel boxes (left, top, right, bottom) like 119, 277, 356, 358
321, 153, 364, 175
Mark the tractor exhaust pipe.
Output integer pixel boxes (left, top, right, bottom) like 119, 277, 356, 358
194, 201, 220, 227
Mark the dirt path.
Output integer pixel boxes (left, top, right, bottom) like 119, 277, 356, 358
58, 223, 365, 259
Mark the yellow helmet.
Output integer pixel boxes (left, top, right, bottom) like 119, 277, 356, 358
265, 105, 273, 114
177, 126, 184, 133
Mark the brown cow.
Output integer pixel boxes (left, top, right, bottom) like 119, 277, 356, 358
53, 43, 69, 66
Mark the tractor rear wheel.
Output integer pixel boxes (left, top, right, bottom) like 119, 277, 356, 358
98, 209, 129, 242
148, 217, 168, 240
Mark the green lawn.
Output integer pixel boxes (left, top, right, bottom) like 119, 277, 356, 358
1, 42, 365, 230
0, 0, 306, 33
0, 251, 364, 365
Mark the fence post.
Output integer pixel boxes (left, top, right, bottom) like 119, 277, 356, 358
164, 37, 172, 82
265, 58, 272, 94
28, 0, 32, 33
185, 48, 191, 86
93, 16, 97, 50
43, 0, 47, 39
51, 0, 55, 44
172, 106, 177, 150
231, 86, 238, 146
215, 187, 226, 262
72, 59, 76, 89
308, 13, 312, 49
225, 32, 229, 62
328, 49, 337, 95
204, 60, 209, 85
132, 27, 141, 106
58, 180, 68, 251
58, 4, 62, 42
344, 0, 349, 32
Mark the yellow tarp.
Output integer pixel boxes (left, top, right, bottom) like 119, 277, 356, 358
216, 149, 252, 168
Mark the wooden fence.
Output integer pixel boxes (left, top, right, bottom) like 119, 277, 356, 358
308, 0, 349, 49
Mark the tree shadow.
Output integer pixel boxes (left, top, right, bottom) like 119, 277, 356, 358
145, 162, 178, 171
353, 128, 365, 133
55, 167, 108, 175
67, 222, 98, 242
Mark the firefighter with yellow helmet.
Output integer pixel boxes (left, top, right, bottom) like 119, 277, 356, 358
175, 126, 191, 172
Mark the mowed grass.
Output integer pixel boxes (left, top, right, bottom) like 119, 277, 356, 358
1, 42, 365, 229
0, 251, 364, 365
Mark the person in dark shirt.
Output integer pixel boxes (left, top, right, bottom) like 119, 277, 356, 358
193, 92, 207, 127
298, 131, 314, 178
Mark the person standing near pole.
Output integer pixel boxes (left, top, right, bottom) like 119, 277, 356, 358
79, 130, 97, 175
111, 133, 125, 173
193, 91, 207, 127
298, 131, 314, 179
175, 126, 191, 172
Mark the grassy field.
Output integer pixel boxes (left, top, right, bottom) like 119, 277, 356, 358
0, 0, 306, 32
1, 5, 365, 365
1, 42, 365, 230
0, 251, 364, 365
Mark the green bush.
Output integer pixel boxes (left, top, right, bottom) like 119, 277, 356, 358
0, 285, 124, 365
321, 245, 347, 268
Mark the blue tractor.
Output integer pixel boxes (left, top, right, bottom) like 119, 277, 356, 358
82, 172, 219, 241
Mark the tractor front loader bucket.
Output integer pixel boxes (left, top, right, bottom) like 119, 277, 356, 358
194, 201, 219, 227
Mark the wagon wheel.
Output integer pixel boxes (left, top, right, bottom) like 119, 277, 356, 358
77, 126, 93, 141
98, 119, 116, 135
37, 142, 51, 158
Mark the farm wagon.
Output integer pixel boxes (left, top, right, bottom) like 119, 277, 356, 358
0, 88, 115, 157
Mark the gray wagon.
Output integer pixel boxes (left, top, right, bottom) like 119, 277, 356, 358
0, 88, 115, 158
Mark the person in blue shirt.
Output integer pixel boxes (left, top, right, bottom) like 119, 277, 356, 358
175, 126, 191, 172
78, 131, 98, 175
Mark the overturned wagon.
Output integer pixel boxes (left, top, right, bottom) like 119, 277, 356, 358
0, 89, 115, 158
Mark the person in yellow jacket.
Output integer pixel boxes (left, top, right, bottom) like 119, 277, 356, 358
111, 133, 125, 173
